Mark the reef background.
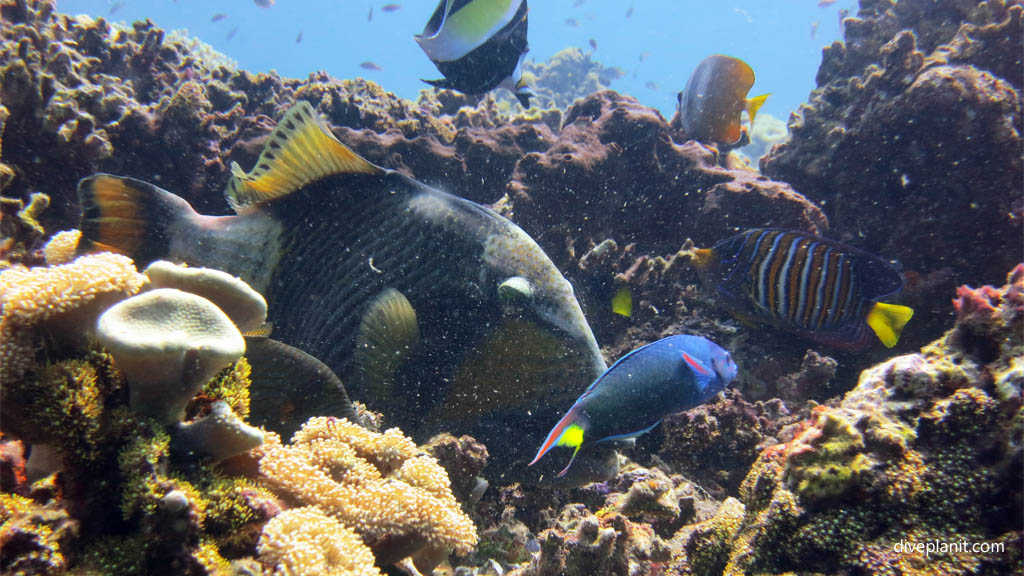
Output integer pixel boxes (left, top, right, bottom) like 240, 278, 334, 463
1, 0, 1022, 574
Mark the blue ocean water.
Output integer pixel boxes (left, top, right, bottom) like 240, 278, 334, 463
61, 0, 857, 121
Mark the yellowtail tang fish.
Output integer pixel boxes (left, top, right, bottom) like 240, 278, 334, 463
530, 335, 738, 477
676, 54, 770, 147
415, 0, 533, 107
692, 229, 914, 349
75, 101, 607, 479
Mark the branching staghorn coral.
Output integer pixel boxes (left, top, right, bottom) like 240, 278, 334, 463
257, 416, 478, 570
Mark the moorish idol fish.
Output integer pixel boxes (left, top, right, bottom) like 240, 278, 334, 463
415, 0, 533, 107
76, 101, 608, 480
530, 334, 738, 477
676, 54, 770, 147
692, 229, 914, 349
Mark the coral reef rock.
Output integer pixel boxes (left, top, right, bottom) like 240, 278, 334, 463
670, 265, 1023, 575
761, 0, 1023, 345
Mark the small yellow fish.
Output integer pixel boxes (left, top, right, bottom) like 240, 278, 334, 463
612, 287, 632, 317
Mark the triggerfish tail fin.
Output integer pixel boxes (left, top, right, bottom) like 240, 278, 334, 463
225, 101, 383, 213
866, 302, 914, 348
529, 407, 588, 477
745, 93, 771, 133
77, 174, 194, 264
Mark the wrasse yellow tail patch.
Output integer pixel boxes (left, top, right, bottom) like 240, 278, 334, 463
612, 286, 633, 317
866, 302, 914, 348
746, 93, 771, 133
77, 174, 193, 263
225, 101, 382, 212
529, 409, 586, 478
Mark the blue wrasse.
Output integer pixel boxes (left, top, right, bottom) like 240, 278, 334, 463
692, 229, 914, 349
415, 0, 533, 107
529, 335, 738, 477
676, 54, 770, 147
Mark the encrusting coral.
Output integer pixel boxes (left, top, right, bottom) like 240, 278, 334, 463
256, 416, 478, 571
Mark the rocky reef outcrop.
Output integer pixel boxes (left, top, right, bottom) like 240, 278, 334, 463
761, 0, 1023, 347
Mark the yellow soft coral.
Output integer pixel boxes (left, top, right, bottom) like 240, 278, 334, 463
257, 417, 478, 568
258, 506, 381, 576
0, 252, 146, 381
43, 229, 82, 265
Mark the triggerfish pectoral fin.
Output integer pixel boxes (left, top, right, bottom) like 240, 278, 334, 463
529, 407, 587, 477
745, 93, 771, 133
865, 302, 914, 348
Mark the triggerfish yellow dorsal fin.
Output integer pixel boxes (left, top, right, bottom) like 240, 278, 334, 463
865, 302, 914, 348
225, 101, 382, 212
745, 93, 771, 134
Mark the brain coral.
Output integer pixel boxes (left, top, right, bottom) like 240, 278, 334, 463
256, 416, 478, 570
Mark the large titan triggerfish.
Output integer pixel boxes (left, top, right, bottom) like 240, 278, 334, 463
76, 101, 610, 483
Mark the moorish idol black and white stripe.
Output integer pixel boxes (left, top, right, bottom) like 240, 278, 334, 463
415, 0, 533, 107
693, 229, 914, 349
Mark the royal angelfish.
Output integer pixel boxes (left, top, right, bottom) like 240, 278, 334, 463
692, 228, 914, 349
76, 101, 609, 481
415, 0, 533, 107
676, 54, 770, 147
530, 335, 738, 477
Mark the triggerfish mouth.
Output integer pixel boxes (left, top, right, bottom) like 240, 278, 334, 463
676, 54, 770, 147
692, 228, 915, 349
76, 101, 607, 479
415, 0, 533, 107
530, 335, 738, 477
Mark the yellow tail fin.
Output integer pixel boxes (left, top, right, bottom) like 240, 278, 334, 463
866, 302, 914, 347
745, 93, 771, 133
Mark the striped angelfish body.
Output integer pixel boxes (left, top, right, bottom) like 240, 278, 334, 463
708, 229, 904, 347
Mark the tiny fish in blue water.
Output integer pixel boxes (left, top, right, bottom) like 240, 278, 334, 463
254, 0, 275, 8
296, 30, 303, 44
810, 20, 820, 39
381, 3, 401, 12
530, 335, 737, 477
226, 26, 239, 41
676, 54, 770, 146
360, 61, 382, 71
565, 18, 580, 27
645, 80, 660, 91
109, 2, 123, 15
692, 229, 914, 349
415, 0, 532, 107
588, 38, 597, 51
211, 13, 228, 23
368, 6, 373, 21
626, 5, 634, 18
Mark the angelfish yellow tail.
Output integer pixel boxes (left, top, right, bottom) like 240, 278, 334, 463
746, 93, 771, 133
866, 302, 914, 347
